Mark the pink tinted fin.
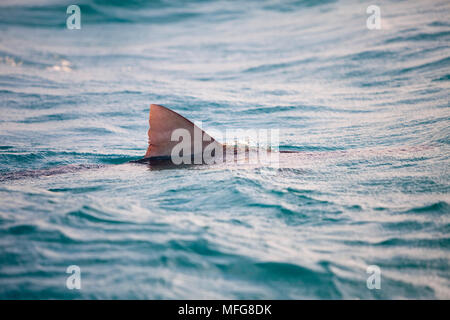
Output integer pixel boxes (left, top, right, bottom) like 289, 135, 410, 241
144, 104, 222, 158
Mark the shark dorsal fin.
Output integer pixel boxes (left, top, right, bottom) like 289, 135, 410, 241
144, 104, 222, 158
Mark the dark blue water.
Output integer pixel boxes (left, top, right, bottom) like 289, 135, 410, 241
0, 0, 449, 299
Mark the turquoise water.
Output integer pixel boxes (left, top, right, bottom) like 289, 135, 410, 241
0, 0, 449, 299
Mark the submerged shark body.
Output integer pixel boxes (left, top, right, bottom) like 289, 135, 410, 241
0, 104, 433, 181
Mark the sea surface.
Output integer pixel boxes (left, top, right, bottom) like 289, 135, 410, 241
0, 0, 449, 299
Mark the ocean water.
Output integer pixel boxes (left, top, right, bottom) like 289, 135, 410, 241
0, 0, 449, 299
